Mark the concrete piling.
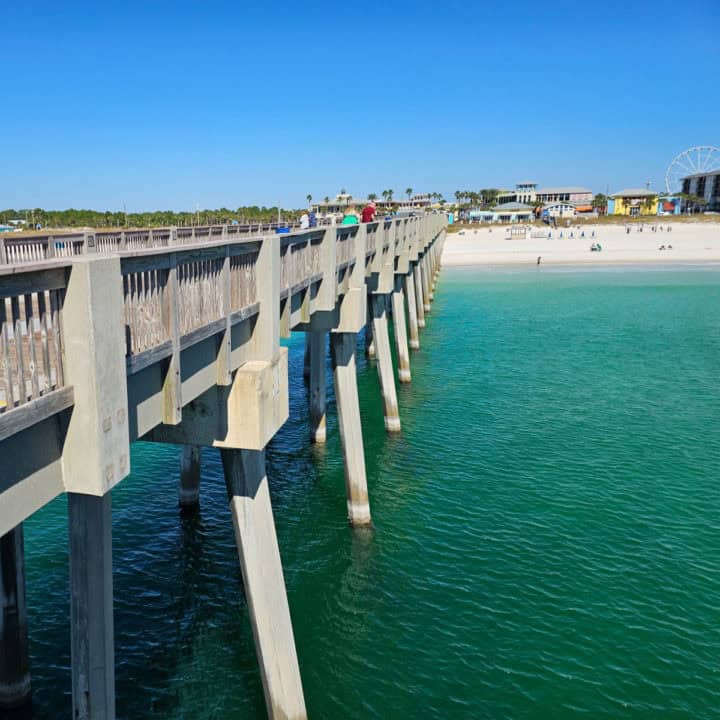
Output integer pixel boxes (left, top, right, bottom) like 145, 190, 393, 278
308, 330, 327, 443
179, 445, 201, 511
421, 255, 432, 311
302, 334, 310, 384
365, 292, 376, 359
414, 263, 426, 328
221, 448, 307, 720
391, 279, 411, 383
371, 294, 401, 432
68, 492, 115, 720
404, 273, 420, 350
0, 525, 31, 714
330, 332, 372, 527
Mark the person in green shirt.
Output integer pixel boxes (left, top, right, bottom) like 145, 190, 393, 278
341, 207, 360, 225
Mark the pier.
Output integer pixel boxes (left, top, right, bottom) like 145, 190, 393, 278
0, 214, 446, 719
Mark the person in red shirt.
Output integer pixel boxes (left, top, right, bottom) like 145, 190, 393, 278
361, 201, 377, 223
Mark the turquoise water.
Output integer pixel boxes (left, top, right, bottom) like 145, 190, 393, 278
22, 267, 720, 718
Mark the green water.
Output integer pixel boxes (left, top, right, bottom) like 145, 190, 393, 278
22, 267, 720, 718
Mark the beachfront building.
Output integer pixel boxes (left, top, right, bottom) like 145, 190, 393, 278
497, 182, 593, 206
681, 170, 720, 211
607, 189, 658, 216
536, 187, 593, 204
541, 202, 578, 219
401, 193, 433, 209
657, 196, 683, 215
468, 202, 534, 224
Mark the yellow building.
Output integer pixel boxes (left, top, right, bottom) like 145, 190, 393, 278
608, 188, 658, 216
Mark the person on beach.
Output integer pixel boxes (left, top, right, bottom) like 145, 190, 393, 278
342, 207, 360, 225
361, 201, 377, 223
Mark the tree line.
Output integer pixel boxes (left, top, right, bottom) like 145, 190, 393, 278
0, 206, 306, 230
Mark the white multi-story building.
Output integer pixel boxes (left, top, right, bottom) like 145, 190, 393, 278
497, 182, 593, 205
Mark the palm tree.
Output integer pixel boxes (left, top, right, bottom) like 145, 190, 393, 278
323, 196, 330, 204
642, 195, 658, 215
368, 193, 377, 202
405, 187, 413, 200
306, 194, 312, 207
591, 193, 607, 215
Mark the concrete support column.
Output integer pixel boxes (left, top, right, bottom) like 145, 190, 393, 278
365, 292, 376, 358
220, 449, 307, 720
370, 294, 401, 433
391, 279, 411, 383
330, 332, 372, 527
404, 272, 420, 350
422, 255, 432, 309
68, 492, 115, 720
0, 525, 31, 713
414, 263, 426, 328
308, 330, 327, 443
179, 445, 201, 511
302, 334, 310, 384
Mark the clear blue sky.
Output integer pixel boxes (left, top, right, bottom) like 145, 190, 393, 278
2, 0, 719, 210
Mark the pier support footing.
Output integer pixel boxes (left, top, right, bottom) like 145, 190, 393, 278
330, 332, 372, 526
221, 449, 307, 720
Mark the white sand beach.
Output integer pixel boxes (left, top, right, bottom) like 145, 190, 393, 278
442, 222, 720, 267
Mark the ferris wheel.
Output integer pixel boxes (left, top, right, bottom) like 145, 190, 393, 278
665, 146, 720, 194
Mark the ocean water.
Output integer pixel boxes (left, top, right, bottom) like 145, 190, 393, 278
22, 267, 720, 719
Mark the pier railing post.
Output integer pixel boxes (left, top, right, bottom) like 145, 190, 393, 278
68, 492, 114, 720
0, 524, 31, 713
